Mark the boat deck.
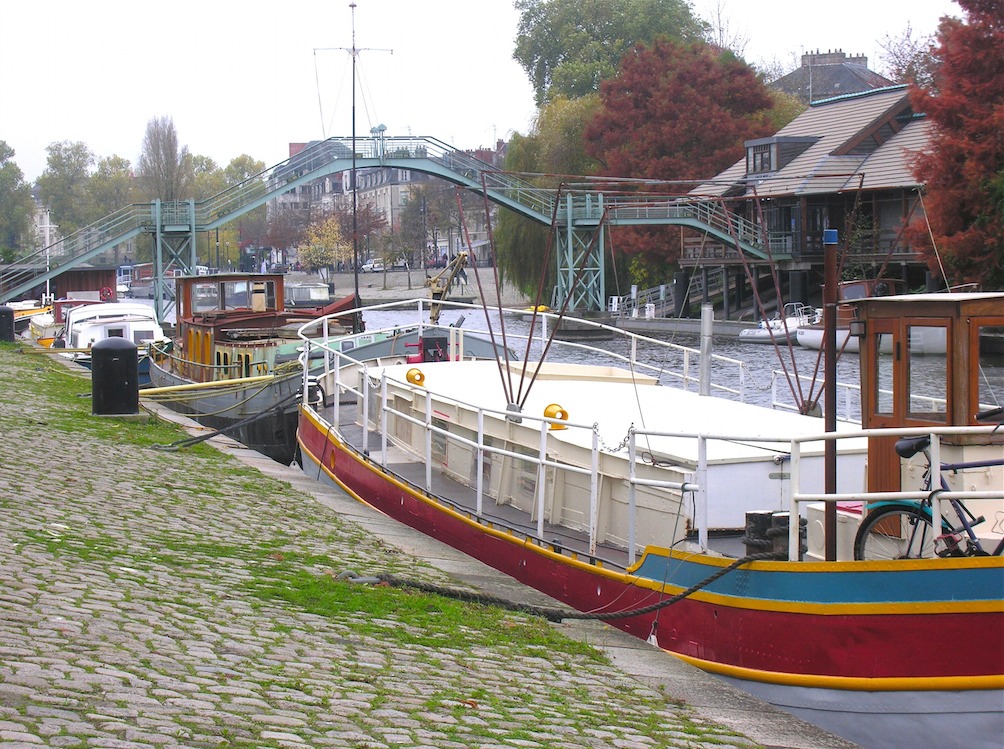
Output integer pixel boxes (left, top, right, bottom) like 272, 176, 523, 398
333, 401, 748, 569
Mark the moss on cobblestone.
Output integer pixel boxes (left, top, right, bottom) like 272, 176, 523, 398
247, 563, 602, 659
0, 344, 768, 749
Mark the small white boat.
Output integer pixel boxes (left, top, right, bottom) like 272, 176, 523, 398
26, 298, 104, 348
54, 302, 169, 383
738, 302, 820, 344
6, 299, 54, 334
793, 278, 945, 355
796, 320, 946, 355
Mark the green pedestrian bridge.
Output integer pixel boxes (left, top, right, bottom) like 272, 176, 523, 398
1, 135, 783, 314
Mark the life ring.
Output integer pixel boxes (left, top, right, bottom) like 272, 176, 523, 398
99, 286, 114, 301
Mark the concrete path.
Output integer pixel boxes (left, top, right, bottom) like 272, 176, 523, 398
0, 342, 858, 749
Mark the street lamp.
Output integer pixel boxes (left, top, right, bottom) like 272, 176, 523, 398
370, 124, 387, 160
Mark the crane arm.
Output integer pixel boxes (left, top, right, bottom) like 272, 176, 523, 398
425, 251, 468, 325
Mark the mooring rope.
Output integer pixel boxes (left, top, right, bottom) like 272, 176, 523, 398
338, 550, 784, 623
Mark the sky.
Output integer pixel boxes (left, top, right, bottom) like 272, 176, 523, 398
1, 0, 961, 184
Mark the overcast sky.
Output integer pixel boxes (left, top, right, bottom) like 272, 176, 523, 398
1, 0, 960, 183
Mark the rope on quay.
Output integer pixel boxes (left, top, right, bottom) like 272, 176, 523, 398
339, 550, 785, 623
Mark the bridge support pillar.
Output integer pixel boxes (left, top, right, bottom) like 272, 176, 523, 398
721, 267, 731, 319
673, 271, 691, 317
554, 200, 605, 311
152, 199, 199, 321
790, 270, 809, 305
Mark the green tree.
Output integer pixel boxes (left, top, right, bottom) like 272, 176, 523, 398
907, 0, 1003, 289
299, 215, 351, 274
398, 190, 429, 267
224, 155, 269, 261
495, 133, 554, 296
514, 0, 707, 106
535, 94, 603, 176
137, 116, 193, 201
224, 154, 267, 185
191, 155, 225, 199
0, 141, 35, 261
36, 140, 96, 234
89, 154, 138, 265
90, 155, 136, 215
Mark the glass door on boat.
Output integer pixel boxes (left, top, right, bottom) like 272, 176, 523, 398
861, 315, 953, 491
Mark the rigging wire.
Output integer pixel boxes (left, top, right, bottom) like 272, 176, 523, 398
458, 186, 514, 406
473, 174, 519, 405
515, 207, 612, 411
917, 189, 950, 286
512, 181, 567, 406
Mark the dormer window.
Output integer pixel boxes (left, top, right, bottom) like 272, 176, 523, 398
745, 136, 819, 176
750, 144, 772, 173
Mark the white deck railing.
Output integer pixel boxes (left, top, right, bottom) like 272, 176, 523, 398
298, 302, 995, 566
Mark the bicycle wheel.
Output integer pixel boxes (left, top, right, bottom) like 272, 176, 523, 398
854, 505, 937, 560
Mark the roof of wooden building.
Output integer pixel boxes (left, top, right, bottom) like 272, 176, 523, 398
698, 86, 928, 199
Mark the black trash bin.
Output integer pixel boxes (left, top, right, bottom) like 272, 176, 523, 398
91, 337, 139, 415
0, 306, 14, 342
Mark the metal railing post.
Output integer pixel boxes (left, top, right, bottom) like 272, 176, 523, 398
697, 435, 708, 550
476, 409, 485, 516
424, 389, 433, 492
537, 421, 548, 539
361, 367, 370, 455
628, 429, 637, 566
789, 439, 801, 561
380, 373, 388, 460
929, 433, 942, 535
589, 429, 599, 556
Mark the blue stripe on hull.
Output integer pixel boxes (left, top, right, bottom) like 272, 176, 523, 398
633, 550, 1004, 606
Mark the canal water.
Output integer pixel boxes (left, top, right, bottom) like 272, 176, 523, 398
361, 305, 1004, 424
145, 296, 1002, 424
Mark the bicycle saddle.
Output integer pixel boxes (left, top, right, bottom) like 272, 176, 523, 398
895, 435, 930, 459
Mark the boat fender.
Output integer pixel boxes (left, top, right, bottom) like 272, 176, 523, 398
99, 286, 113, 301
406, 368, 425, 387
544, 403, 568, 430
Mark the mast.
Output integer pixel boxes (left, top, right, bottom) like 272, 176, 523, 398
331, 2, 389, 332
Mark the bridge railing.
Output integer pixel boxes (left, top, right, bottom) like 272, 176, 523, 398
601, 198, 766, 245
278, 136, 560, 219
0, 204, 154, 299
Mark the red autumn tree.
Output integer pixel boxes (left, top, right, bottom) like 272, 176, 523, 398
586, 40, 776, 181
584, 39, 777, 262
907, 0, 1004, 289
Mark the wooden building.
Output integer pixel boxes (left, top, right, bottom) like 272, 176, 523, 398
692, 85, 935, 310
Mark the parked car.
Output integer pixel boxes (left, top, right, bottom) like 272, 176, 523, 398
360, 260, 385, 273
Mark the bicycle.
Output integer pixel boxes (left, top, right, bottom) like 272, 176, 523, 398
854, 408, 1004, 561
